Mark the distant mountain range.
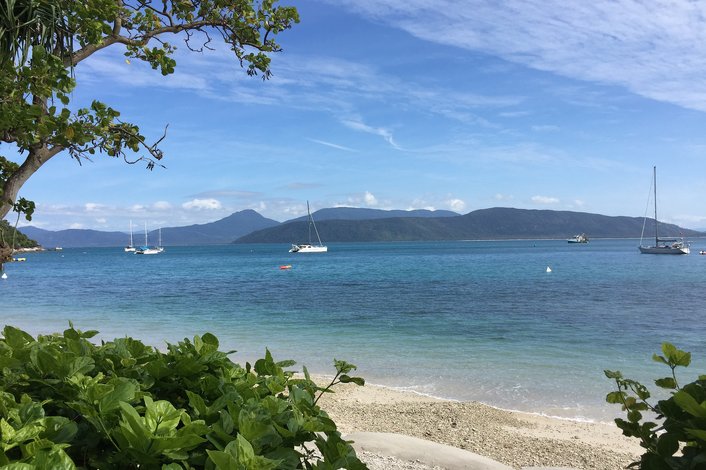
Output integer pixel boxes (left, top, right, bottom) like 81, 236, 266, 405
286, 207, 459, 222
21, 209, 278, 248
13, 207, 704, 248
235, 207, 705, 243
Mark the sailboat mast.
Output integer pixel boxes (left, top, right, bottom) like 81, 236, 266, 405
307, 201, 313, 245
653, 166, 658, 244
307, 201, 323, 246
129, 220, 133, 246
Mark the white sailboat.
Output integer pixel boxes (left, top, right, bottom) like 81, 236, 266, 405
124, 220, 136, 252
135, 223, 162, 255
639, 166, 689, 255
289, 201, 327, 253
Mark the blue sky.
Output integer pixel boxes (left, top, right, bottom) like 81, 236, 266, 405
10, 0, 706, 231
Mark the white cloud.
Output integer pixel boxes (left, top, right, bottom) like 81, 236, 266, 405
84, 203, 103, 212
531, 195, 560, 204
341, 118, 400, 149
182, 198, 223, 210
364, 191, 378, 206
308, 138, 357, 152
494, 193, 514, 201
69, 223, 84, 229
446, 198, 466, 212
153, 201, 172, 210
331, 0, 706, 112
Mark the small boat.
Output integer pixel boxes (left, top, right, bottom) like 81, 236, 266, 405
567, 233, 588, 244
699, 250, 706, 255
639, 166, 689, 255
280, 265, 292, 270
124, 220, 136, 252
290, 201, 328, 253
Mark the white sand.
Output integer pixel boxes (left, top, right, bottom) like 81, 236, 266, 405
315, 378, 642, 470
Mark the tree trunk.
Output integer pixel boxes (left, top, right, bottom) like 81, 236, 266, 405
0, 145, 62, 221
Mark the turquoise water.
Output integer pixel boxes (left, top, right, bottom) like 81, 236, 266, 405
2, 239, 705, 422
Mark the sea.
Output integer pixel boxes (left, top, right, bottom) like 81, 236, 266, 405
2, 239, 705, 423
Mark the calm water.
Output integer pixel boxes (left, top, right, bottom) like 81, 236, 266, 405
2, 239, 705, 422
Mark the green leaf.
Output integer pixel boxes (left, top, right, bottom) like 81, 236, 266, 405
673, 390, 706, 418
654, 377, 677, 389
2, 326, 35, 349
660, 343, 691, 367
1, 463, 35, 469
685, 428, 706, 441
99, 379, 137, 413
144, 397, 182, 435
202, 332, 219, 348
67, 356, 95, 377
118, 402, 150, 450
627, 409, 642, 423
339, 375, 365, 386
606, 391, 626, 405
656, 433, 679, 457
604, 370, 623, 379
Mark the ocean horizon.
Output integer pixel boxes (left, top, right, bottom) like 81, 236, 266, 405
2, 238, 705, 423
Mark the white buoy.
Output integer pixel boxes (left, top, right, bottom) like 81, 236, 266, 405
546, 266, 552, 273
1, 272, 7, 279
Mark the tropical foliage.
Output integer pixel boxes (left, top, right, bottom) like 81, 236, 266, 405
0, 219, 36, 247
605, 343, 706, 469
0, 324, 367, 469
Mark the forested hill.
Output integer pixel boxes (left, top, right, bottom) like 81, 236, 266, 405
234, 207, 704, 243
1, 219, 39, 248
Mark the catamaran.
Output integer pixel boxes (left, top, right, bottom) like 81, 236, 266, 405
290, 201, 327, 253
639, 166, 689, 255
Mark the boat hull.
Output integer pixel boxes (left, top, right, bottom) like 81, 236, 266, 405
639, 245, 690, 255
290, 244, 327, 253
135, 247, 161, 255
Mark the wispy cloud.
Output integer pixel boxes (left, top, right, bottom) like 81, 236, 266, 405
308, 139, 357, 152
341, 118, 400, 149
531, 195, 560, 204
330, 0, 706, 112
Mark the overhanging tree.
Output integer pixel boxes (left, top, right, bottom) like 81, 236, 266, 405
0, 0, 299, 258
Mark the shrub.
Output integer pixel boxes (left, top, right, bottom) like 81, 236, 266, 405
0, 324, 367, 469
605, 343, 706, 469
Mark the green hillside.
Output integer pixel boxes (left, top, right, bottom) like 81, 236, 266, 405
1, 219, 39, 249
234, 207, 705, 243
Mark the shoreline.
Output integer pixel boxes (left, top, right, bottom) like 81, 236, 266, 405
315, 376, 642, 470
361, 380, 614, 426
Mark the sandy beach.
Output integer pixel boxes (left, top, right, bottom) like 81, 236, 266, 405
315, 378, 642, 470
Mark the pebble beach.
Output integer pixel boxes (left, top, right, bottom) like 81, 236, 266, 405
316, 378, 643, 470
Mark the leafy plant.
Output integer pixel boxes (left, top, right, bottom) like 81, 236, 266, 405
0, 324, 367, 469
605, 343, 706, 469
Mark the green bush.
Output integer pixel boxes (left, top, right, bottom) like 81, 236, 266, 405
0, 324, 367, 469
605, 343, 706, 469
